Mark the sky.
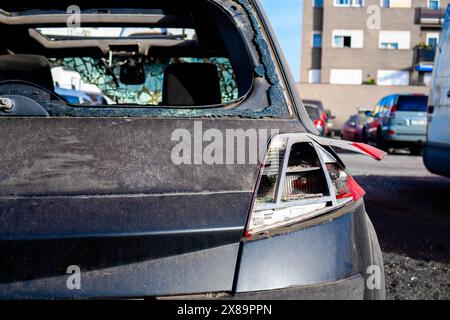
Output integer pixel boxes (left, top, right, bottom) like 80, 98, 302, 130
260, 0, 303, 82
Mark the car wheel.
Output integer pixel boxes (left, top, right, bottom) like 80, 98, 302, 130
376, 127, 388, 152
410, 145, 422, 156
361, 130, 368, 143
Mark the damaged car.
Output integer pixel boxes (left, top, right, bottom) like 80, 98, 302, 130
0, 0, 385, 300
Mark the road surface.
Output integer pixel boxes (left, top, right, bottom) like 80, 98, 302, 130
338, 153, 450, 300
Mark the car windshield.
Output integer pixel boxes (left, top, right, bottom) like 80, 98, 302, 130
305, 105, 320, 120
396, 96, 428, 112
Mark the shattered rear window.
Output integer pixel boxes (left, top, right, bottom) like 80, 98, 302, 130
0, 0, 290, 118
50, 57, 238, 105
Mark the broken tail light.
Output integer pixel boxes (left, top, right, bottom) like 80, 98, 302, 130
246, 134, 378, 237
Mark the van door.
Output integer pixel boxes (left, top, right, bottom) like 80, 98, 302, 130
428, 6, 450, 146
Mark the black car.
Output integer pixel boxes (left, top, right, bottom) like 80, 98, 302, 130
0, 0, 385, 299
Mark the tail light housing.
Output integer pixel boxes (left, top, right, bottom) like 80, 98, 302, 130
390, 105, 397, 121
246, 134, 379, 238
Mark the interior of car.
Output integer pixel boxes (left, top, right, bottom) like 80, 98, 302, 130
0, 1, 254, 110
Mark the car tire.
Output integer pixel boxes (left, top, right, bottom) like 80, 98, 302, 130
410, 145, 422, 156
376, 128, 389, 152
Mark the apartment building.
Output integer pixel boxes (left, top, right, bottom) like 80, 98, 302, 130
299, 0, 448, 127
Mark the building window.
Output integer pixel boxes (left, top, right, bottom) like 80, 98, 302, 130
332, 30, 364, 48
313, 0, 324, 7
308, 69, 321, 83
421, 72, 433, 86
330, 69, 363, 85
379, 31, 410, 49
380, 0, 412, 8
426, 33, 440, 48
312, 32, 322, 48
428, 0, 440, 10
380, 42, 399, 49
335, 0, 351, 6
377, 70, 410, 86
334, 36, 351, 47
334, 0, 364, 7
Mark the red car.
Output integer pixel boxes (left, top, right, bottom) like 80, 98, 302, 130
341, 114, 368, 142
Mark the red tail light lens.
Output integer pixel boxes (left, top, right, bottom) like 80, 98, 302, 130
314, 119, 325, 127
390, 105, 397, 119
351, 142, 386, 161
346, 175, 366, 201
325, 162, 365, 203
387, 130, 396, 136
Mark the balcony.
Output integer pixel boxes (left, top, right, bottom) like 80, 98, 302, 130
416, 7, 446, 25
415, 47, 436, 64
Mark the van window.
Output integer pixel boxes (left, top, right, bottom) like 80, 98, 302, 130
396, 96, 428, 112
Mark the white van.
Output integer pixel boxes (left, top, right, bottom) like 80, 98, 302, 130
424, 5, 450, 177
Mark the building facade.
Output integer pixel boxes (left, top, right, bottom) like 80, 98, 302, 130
301, 0, 448, 86
299, 0, 448, 128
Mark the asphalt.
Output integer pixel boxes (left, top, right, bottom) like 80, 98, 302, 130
338, 152, 450, 300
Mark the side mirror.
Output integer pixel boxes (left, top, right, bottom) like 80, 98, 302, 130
364, 111, 373, 117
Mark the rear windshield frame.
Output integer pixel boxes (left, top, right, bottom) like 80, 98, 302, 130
0, 0, 292, 119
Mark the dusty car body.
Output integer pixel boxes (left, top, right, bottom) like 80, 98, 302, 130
0, 0, 385, 299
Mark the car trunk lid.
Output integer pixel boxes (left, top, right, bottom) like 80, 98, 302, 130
0, 117, 303, 298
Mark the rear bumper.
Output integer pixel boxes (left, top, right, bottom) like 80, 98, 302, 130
1, 200, 385, 300
382, 132, 426, 145
234, 200, 385, 300
232, 274, 365, 300
161, 200, 385, 301
159, 274, 365, 300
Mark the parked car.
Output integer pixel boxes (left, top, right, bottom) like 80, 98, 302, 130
304, 103, 327, 136
424, 4, 450, 177
0, 0, 385, 300
55, 87, 95, 105
364, 94, 428, 155
342, 114, 367, 142
325, 109, 337, 137
301, 99, 334, 137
